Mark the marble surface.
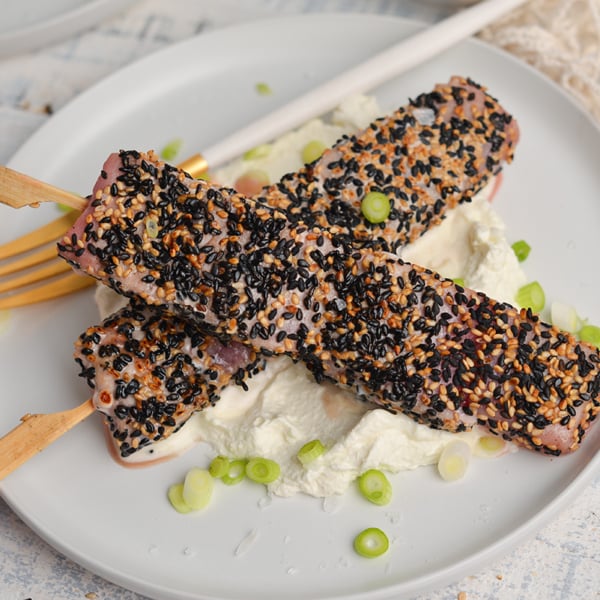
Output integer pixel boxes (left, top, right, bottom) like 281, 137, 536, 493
0, 1, 599, 599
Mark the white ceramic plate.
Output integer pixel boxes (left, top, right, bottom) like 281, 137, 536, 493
1, 13, 599, 600
0, 0, 138, 57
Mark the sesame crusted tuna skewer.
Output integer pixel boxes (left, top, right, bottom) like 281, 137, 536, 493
59, 152, 599, 455
267, 76, 518, 252
75, 302, 261, 459
67, 77, 520, 459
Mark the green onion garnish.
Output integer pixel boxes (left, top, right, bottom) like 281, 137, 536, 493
243, 144, 272, 161
301, 140, 326, 165
297, 439, 325, 466
361, 191, 391, 224
145, 218, 159, 238
511, 240, 531, 262
579, 324, 600, 348
357, 469, 392, 506
57, 203, 75, 213
221, 459, 247, 485
515, 281, 545, 313
167, 483, 192, 514
453, 277, 465, 288
353, 527, 389, 558
245, 457, 281, 484
209, 455, 230, 479
550, 301, 579, 333
161, 138, 183, 161
255, 82, 273, 96
182, 467, 214, 510
437, 440, 471, 482
474, 435, 506, 458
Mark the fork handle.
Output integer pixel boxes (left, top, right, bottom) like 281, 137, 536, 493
0, 166, 86, 211
0, 399, 95, 481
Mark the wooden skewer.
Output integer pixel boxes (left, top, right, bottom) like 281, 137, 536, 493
0, 165, 86, 211
0, 399, 95, 481
0, 154, 208, 213
0, 157, 212, 479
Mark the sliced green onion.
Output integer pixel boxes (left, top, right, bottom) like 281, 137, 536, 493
209, 455, 230, 479
511, 240, 531, 262
297, 439, 325, 466
301, 140, 326, 164
579, 324, 600, 348
515, 281, 545, 313
182, 467, 214, 510
357, 469, 392, 506
243, 143, 272, 161
361, 191, 391, 224
145, 218, 159, 238
255, 82, 273, 96
245, 457, 281, 484
353, 527, 389, 558
57, 203, 75, 213
221, 459, 247, 485
453, 277, 465, 288
550, 301, 579, 333
161, 138, 183, 161
437, 440, 471, 482
474, 435, 506, 458
167, 483, 192, 514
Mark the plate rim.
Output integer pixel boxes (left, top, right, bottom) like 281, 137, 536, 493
0, 0, 139, 58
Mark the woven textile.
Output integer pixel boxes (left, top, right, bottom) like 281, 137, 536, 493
480, 0, 600, 120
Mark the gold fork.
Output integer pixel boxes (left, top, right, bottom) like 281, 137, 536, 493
0, 155, 207, 310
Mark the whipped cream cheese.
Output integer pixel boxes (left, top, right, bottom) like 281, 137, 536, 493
95, 95, 525, 496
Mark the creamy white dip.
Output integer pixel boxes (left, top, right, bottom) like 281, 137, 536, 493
95, 95, 524, 495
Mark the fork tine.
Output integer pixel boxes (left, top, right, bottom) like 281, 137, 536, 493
0, 245, 58, 277
0, 212, 78, 259
0, 260, 71, 293
0, 272, 94, 310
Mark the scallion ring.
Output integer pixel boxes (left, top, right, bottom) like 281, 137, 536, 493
361, 191, 391, 224
221, 459, 247, 485
579, 324, 600, 348
301, 140, 326, 164
515, 281, 545, 313
353, 527, 389, 558
145, 218, 159, 238
437, 440, 471, 482
209, 455, 230, 479
161, 138, 182, 161
243, 143, 272, 161
245, 457, 280, 484
182, 467, 214, 510
167, 483, 192, 514
297, 439, 325, 466
511, 239, 531, 262
550, 301, 579, 333
357, 469, 392, 506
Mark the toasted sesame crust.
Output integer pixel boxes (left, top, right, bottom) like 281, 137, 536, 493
270, 76, 518, 252
75, 303, 261, 457
67, 77, 521, 457
60, 145, 599, 456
